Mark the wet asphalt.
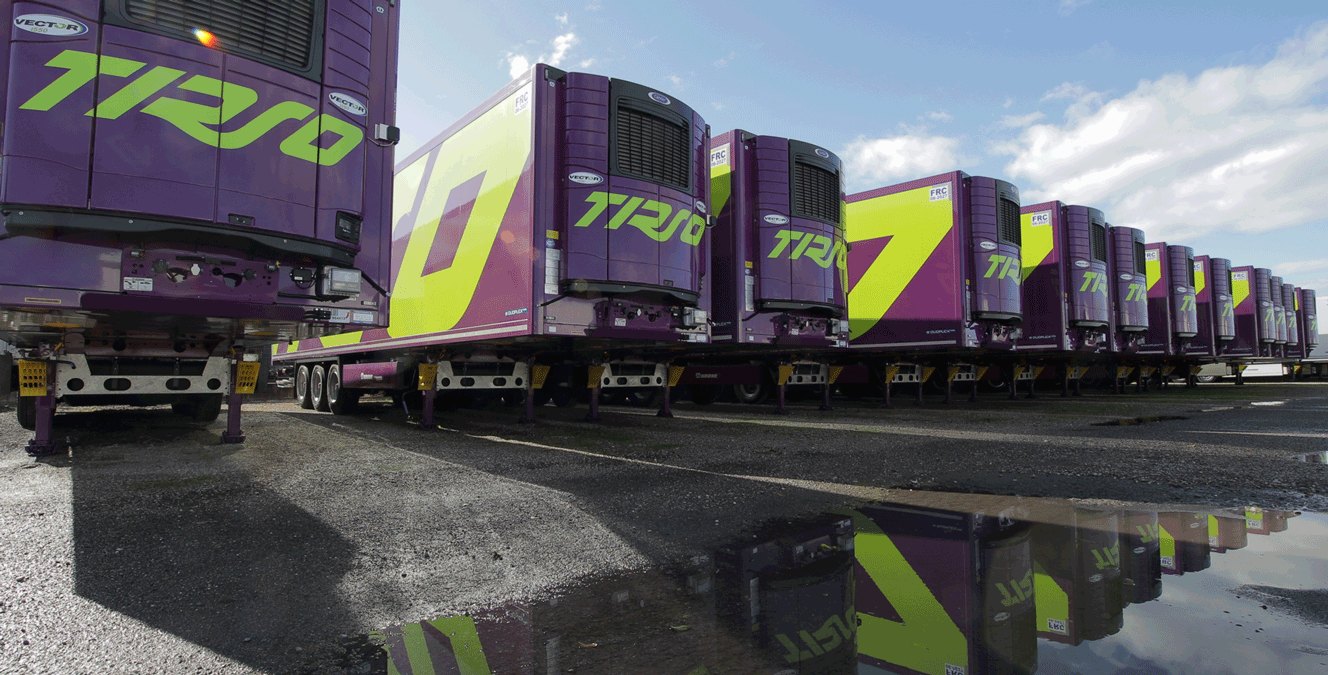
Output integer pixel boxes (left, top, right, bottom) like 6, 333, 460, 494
0, 379, 1325, 673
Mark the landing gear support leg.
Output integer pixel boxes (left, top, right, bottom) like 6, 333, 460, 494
24, 369, 62, 456
1061, 367, 1071, 398
1009, 365, 1018, 401
420, 388, 437, 430
221, 360, 246, 444
882, 374, 893, 410
915, 381, 924, 406
943, 372, 953, 405
1026, 370, 1038, 399
969, 377, 979, 403
1074, 374, 1083, 397
584, 386, 601, 422
657, 367, 674, 419
819, 380, 833, 412
774, 382, 791, 416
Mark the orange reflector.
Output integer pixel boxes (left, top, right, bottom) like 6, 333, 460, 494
194, 29, 218, 48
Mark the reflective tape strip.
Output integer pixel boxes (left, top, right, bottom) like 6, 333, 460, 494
885, 366, 901, 383
1012, 366, 1027, 380
777, 365, 794, 386
920, 366, 935, 382
947, 366, 960, 382
668, 366, 685, 387
1117, 366, 1133, 379
531, 365, 551, 389
976, 366, 990, 380
235, 362, 261, 395
18, 360, 48, 397
588, 366, 606, 388
828, 366, 844, 384
418, 364, 438, 391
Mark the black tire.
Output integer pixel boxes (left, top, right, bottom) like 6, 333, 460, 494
311, 364, 329, 412
501, 389, 526, 407
296, 365, 313, 409
16, 396, 37, 431
550, 385, 576, 408
689, 384, 719, 405
326, 364, 360, 415
173, 394, 223, 422
626, 388, 660, 407
733, 382, 768, 405
1195, 375, 1218, 384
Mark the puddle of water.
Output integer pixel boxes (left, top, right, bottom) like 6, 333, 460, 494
344, 496, 1327, 675
1291, 451, 1328, 464
1092, 415, 1189, 426
1251, 401, 1288, 407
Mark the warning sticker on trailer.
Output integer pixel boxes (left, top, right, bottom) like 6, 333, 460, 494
123, 277, 153, 292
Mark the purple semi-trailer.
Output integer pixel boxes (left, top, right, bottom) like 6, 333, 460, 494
0, 0, 399, 453
273, 64, 711, 424
1181, 255, 1236, 367
670, 130, 849, 412
840, 172, 1024, 405
1016, 202, 1110, 396
1137, 242, 1198, 386
1103, 226, 1150, 391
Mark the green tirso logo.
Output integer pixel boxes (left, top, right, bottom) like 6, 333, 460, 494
572, 190, 706, 245
21, 49, 364, 167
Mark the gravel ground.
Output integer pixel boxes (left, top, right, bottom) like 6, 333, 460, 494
1, 380, 1326, 673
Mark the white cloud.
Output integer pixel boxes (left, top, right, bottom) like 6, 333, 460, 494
1003, 97, 1015, 109
555, 12, 569, 26
925, 110, 954, 122
999, 22, 1328, 241
714, 51, 737, 67
1272, 259, 1328, 276
841, 134, 965, 192
667, 74, 683, 89
506, 31, 580, 79
579, 58, 596, 68
712, 101, 726, 110
1000, 111, 1046, 128
1059, 0, 1093, 17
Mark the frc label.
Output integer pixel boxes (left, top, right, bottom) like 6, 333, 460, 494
513, 84, 532, 115
1030, 211, 1051, 226
1145, 249, 1160, 262
1233, 271, 1248, 281
709, 143, 730, 169
1046, 618, 1068, 635
15, 14, 88, 36
929, 184, 950, 201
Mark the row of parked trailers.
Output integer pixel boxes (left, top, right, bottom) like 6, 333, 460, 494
272, 63, 1320, 425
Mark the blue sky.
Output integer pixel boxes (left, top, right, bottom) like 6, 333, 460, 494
393, 0, 1328, 316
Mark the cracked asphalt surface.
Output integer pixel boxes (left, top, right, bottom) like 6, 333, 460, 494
1, 380, 1325, 673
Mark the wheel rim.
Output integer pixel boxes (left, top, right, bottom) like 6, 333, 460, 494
327, 366, 340, 405
312, 367, 325, 406
296, 366, 309, 400
735, 384, 762, 402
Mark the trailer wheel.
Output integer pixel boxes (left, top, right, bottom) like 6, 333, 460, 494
532, 389, 552, 407
310, 364, 330, 412
326, 364, 360, 415
16, 396, 36, 431
689, 384, 719, 405
501, 389, 526, 407
296, 365, 313, 409
733, 382, 769, 405
626, 388, 660, 407
172, 394, 223, 422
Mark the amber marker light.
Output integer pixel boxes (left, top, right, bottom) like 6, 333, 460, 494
194, 29, 218, 48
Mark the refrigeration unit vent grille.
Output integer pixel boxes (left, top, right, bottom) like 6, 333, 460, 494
615, 104, 691, 191
1188, 258, 1197, 288
1134, 241, 1147, 275
998, 198, 1021, 246
792, 160, 841, 225
1091, 223, 1108, 262
123, 0, 319, 71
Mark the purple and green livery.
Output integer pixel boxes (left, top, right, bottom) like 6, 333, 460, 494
1031, 507, 1124, 645
1, 0, 399, 449
1253, 268, 1281, 357
274, 65, 710, 419
1183, 255, 1236, 358
1016, 202, 1110, 354
1105, 226, 1149, 354
846, 173, 1023, 354
1119, 511, 1162, 605
1138, 243, 1197, 357
1156, 512, 1210, 576
1225, 265, 1261, 358
1298, 288, 1318, 353
1207, 513, 1248, 554
1281, 282, 1301, 357
846, 502, 1036, 675
1270, 275, 1289, 349
706, 130, 847, 349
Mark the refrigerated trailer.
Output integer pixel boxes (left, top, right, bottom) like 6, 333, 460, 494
1030, 506, 1125, 645
1102, 226, 1150, 390
0, 0, 399, 453
1015, 202, 1110, 396
1182, 255, 1236, 360
1270, 274, 1288, 353
668, 130, 848, 411
1282, 282, 1301, 359
273, 64, 711, 424
839, 172, 1024, 404
1137, 243, 1198, 384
